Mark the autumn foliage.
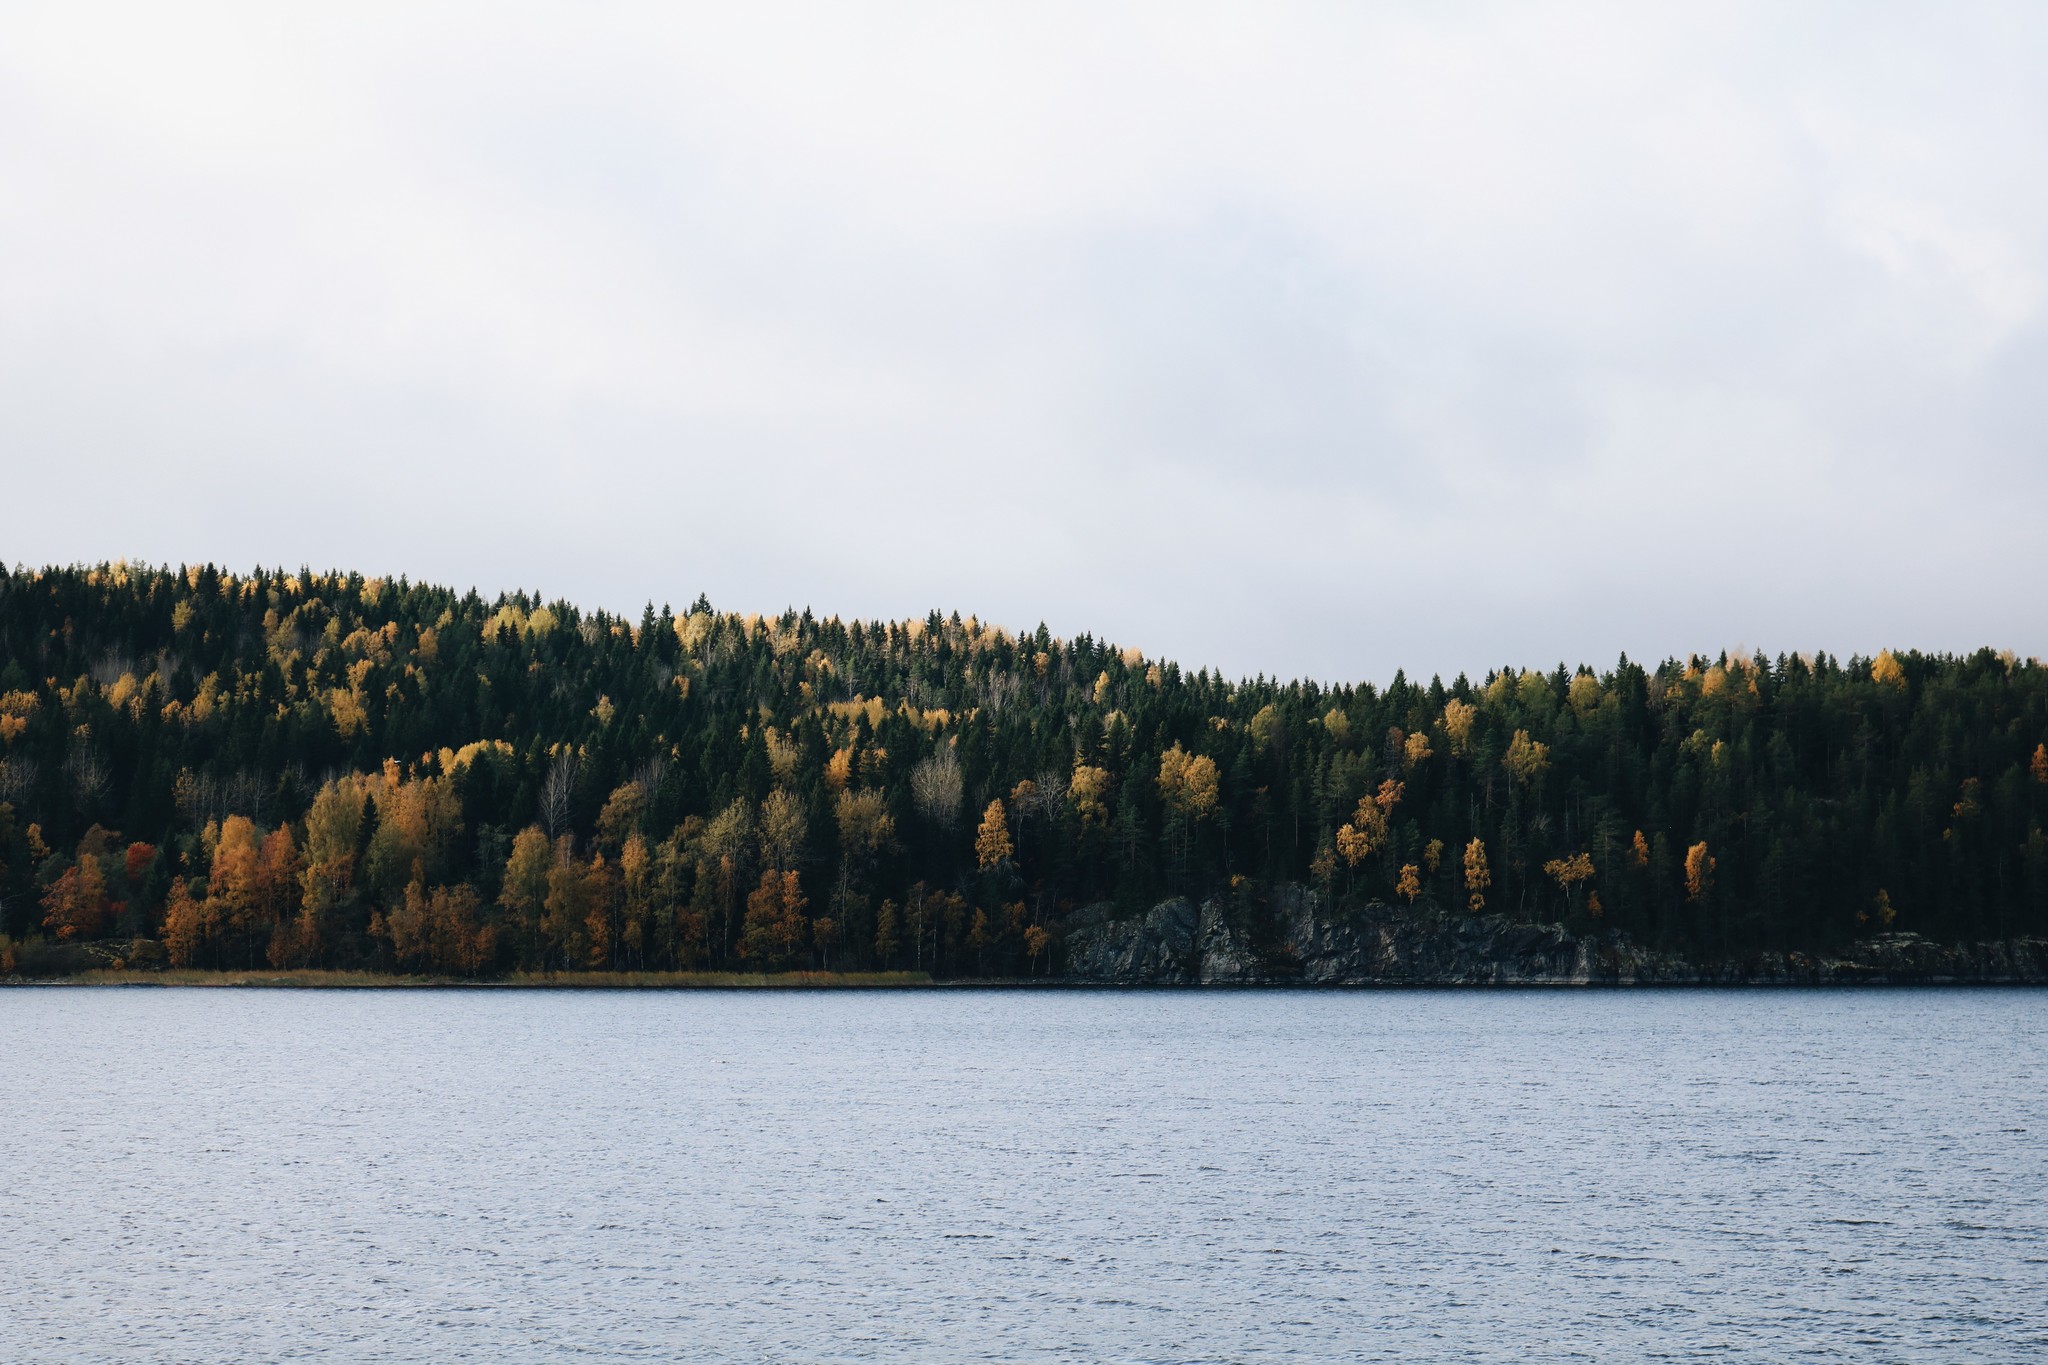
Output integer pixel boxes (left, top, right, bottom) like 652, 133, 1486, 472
0, 563, 2043, 977
1463, 839, 1491, 913
975, 799, 1013, 871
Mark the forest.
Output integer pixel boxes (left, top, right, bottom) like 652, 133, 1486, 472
1, 562, 2044, 979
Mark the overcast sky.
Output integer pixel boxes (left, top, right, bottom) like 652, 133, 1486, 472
3, 3, 2045, 682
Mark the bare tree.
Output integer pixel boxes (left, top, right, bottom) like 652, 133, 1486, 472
539, 749, 578, 839
1027, 768, 1068, 821
224, 769, 266, 821
90, 650, 136, 688
911, 750, 964, 830
632, 752, 669, 795
0, 758, 36, 805
173, 769, 215, 826
984, 670, 1022, 713
65, 746, 112, 806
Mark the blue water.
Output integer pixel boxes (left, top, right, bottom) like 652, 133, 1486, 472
3, 988, 2043, 1362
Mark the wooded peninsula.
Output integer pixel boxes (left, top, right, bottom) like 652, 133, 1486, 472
2, 563, 2043, 983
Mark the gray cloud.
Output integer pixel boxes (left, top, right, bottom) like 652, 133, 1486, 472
2, 2, 2044, 681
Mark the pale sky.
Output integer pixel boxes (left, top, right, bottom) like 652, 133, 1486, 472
3, 3, 2045, 682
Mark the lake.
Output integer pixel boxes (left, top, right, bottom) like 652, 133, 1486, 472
3, 988, 2043, 1362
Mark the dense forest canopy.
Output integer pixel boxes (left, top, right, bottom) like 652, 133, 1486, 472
1, 562, 2044, 977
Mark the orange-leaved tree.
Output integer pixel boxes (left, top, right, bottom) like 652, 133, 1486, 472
740, 868, 808, 968
42, 827, 122, 942
1684, 841, 1715, 902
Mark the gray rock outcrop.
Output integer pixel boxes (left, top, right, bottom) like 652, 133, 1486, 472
1060, 887, 2048, 986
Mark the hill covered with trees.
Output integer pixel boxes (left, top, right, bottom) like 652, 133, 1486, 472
1, 562, 2044, 979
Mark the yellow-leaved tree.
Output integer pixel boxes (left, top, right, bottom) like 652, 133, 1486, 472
1442, 699, 1477, 755
614, 831, 653, 966
1157, 743, 1220, 875
1334, 815, 1380, 867
1541, 851, 1596, 914
1396, 864, 1421, 903
1156, 743, 1220, 821
541, 838, 592, 969
595, 781, 646, 851
1463, 838, 1491, 913
758, 789, 808, 872
1567, 672, 1602, 715
976, 798, 1013, 870
496, 825, 552, 963
277, 777, 371, 968
1503, 729, 1550, 785
1068, 762, 1112, 826
836, 788, 896, 862
199, 815, 279, 968
1336, 780, 1402, 871
1249, 704, 1284, 753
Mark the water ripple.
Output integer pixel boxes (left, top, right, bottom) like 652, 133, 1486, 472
1, 988, 2044, 1362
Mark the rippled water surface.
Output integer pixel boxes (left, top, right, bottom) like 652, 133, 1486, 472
4, 988, 2045, 1362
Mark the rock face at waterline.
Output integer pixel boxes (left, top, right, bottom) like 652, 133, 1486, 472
1060, 887, 2048, 986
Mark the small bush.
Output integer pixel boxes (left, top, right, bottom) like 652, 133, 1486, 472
10, 937, 100, 978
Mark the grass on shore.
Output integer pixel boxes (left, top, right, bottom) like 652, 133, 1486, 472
23, 968, 936, 989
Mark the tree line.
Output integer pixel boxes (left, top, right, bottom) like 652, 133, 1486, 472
1, 562, 2044, 977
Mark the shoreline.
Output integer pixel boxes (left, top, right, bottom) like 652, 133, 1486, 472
3, 969, 936, 989
7, 970, 2043, 989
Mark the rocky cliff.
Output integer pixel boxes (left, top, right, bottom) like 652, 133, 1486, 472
1061, 887, 2048, 985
